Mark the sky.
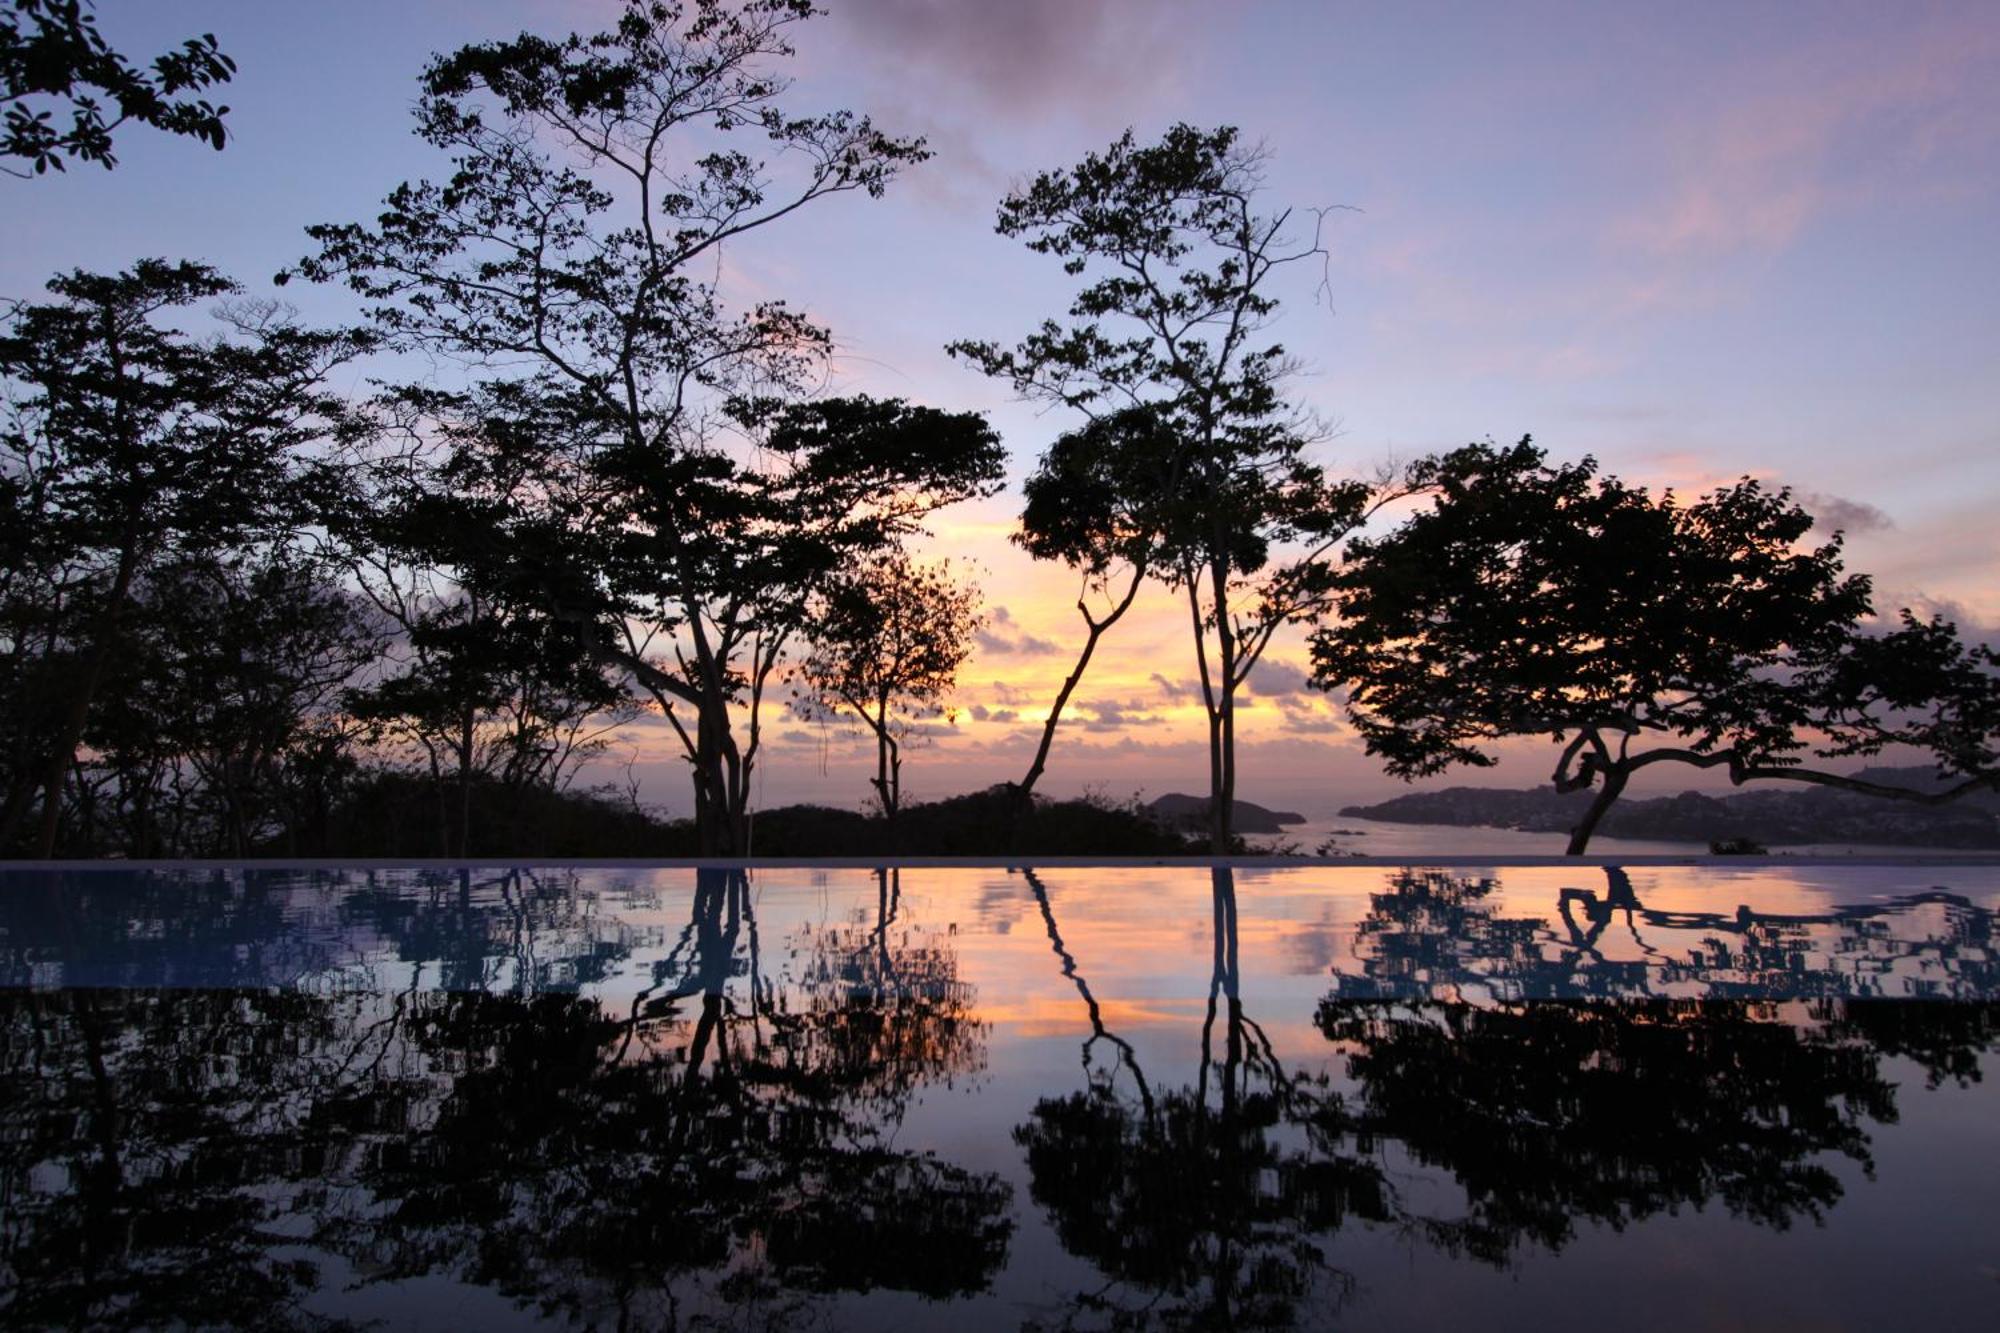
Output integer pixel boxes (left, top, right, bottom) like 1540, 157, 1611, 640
10, 1, 2000, 817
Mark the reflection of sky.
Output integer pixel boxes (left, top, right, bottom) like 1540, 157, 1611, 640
10, 2, 1999, 811
13, 862, 1997, 1011
6, 861, 1999, 1328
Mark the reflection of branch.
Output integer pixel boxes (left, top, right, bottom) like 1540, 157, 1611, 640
1020, 868, 1153, 1117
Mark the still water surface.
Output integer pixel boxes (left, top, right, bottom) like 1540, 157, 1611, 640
3, 863, 1997, 1330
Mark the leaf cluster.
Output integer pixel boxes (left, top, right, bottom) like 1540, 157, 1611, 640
2, 0, 233, 175
1310, 437, 1877, 777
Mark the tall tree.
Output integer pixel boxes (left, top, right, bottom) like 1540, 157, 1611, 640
289, 0, 1001, 854
2, 0, 233, 175
1309, 438, 2000, 853
953, 124, 1393, 851
0, 262, 365, 856
796, 550, 981, 826
79, 550, 380, 857
1008, 405, 1172, 799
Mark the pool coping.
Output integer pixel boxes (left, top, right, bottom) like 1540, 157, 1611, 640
6, 854, 2000, 871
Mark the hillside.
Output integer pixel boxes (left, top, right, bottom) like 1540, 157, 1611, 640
1146, 793, 1307, 835
1341, 766, 2000, 849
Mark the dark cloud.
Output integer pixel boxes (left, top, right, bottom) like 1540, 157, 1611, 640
1247, 658, 1314, 696
969, 704, 1021, 724
1076, 697, 1166, 731
828, 0, 1187, 118
976, 605, 1062, 657
1800, 490, 1892, 535
1151, 672, 1193, 700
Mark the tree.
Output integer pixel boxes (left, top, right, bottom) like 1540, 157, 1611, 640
796, 550, 981, 826
953, 124, 1393, 851
76, 549, 380, 857
1008, 405, 1172, 799
1309, 438, 2000, 853
2, 0, 233, 176
0, 261, 365, 856
289, 0, 1002, 854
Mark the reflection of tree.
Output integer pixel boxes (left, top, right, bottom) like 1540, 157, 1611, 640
1330, 867, 2000, 1004
0, 987, 363, 1331
0, 868, 1012, 1328
1015, 868, 1384, 1329
1013, 866, 1999, 1326
1317, 868, 2000, 1262
773, 868, 988, 1119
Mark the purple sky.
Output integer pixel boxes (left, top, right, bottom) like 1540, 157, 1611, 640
11, 1, 2000, 815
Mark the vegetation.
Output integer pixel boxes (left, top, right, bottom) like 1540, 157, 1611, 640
1310, 438, 2000, 852
795, 551, 982, 829
953, 125, 1403, 851
2, 2, 1996, 860
2, 0, 234, 175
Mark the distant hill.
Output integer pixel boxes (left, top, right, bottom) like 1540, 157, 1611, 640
1147, 793, 1306, 835
1340, 765, 2000, 849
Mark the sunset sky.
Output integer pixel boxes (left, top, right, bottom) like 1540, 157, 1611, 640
12, 1, 2000, 816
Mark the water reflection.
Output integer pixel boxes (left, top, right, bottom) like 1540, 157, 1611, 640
0, 868, 1009, 1329
1015, 866, 1999, 1328
0, 864, 1995, 1329
1018, 868, 1382, 1328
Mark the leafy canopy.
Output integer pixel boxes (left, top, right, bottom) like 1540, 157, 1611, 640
1311, 437, 1877, 779
2, 0, 233, 175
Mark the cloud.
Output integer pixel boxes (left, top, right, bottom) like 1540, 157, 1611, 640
969, 704, 1021, 724
987, 680, 1035, 707
976, 605, 1062, 657
1151, 672, 1194, 700
1075, 697, 1167, 732
1615, 12, 2000, 258
826, 0, 1189, 119
1799, 490, 1893, 536
1247, 658, 1314, 697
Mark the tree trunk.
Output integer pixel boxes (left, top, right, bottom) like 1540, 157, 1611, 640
1019, 565, 1146, 797
32, 534, 141, 857
457, 704, 476, 858
1565, 766, 1629, 855
1207, 555, 1236, 856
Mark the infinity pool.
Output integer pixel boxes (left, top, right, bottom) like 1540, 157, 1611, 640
3, 863, 1996, 1330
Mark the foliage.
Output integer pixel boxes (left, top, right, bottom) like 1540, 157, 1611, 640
796, 550, 982, 819
0, 260, 367, 855
286, 0, 1001, 853
2, 0, 233, 175
954, 124, 1390, 845
1309, 437, 2000, 852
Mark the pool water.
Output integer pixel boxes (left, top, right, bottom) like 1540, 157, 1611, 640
2, 863, 1996, 1330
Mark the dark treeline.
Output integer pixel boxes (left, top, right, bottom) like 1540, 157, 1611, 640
6, 1, 1999, 859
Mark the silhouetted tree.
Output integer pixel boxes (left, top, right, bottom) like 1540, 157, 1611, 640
1309, 438, 2000, 852
289, 2, 1003, 853
2, 0, 233, 175
73, 550, 380, 857
0, 263, 366, 856
954, 125, 1396, 851
797, 550, 981, 826
1008, 405, 1173, 799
